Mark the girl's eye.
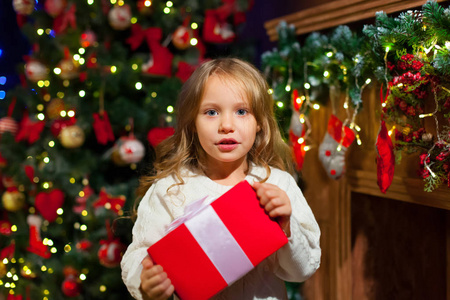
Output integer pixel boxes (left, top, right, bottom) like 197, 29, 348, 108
236, 109, 248, 116
206, 109, 218, 116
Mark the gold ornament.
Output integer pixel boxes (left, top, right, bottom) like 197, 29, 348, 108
0, 261, 6, 278
402, 127, 411, 135
57, 58, 79, 80
2, 190, 26, 212
111, 149, 127, 166
46, 98, 65, 119
59, 125, 85, 148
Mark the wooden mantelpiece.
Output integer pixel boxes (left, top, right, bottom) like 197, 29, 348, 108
264, 2, 450, 299
264, 0, 450, 41
348, 169, 450, 210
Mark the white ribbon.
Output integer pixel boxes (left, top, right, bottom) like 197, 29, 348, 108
185, 205, 254, 285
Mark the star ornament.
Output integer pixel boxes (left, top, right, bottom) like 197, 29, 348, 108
93, 189, 126, 214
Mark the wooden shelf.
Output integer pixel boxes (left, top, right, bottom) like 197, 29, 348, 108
347, 170, 450, 211
264, 0, 450, 41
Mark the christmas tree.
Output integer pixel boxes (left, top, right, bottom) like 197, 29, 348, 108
0, 0, 253, 299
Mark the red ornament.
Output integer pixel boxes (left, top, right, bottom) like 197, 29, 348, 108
0, 220, 12, 236
376, 87, 395, 193
76, 239, 93, 252
35, 189, 65, 222
98, 238, 126, 268
44, 0, 67, 17
62, 267, 81, 297
80, 30, 97, 48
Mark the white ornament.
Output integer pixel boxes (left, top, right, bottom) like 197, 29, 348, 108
119, 138, 145, 163
108, 5, 132, 30
13, 0, 35, 15
25, 60, 48, 82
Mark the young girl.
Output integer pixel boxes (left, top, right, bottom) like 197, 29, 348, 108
121, 58, 321, 300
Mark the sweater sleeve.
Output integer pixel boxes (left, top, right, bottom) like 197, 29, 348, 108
120, 182, 174, 300
272, 173, 321, 282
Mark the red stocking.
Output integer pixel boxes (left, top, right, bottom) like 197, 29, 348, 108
26, 215, 51, 258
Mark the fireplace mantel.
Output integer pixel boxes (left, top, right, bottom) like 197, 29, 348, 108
264, 0, 450, 41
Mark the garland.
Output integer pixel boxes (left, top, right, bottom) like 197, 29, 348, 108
262, 0, 450, 192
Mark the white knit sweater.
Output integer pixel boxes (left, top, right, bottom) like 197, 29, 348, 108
121, 164, 321, 300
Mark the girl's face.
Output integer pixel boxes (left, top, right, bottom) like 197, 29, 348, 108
195, 75, 260, 171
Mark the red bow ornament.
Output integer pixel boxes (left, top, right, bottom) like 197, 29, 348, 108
15, 112, 45, 144
93, 189, 126, 214
53, 3, 77, 34
126, 25, 173, 77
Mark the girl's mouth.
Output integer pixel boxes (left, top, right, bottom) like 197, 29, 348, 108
217, 139, 238, 151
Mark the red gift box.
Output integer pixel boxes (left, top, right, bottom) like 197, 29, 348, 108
147, 180, 288, 300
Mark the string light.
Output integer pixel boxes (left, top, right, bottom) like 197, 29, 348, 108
135, 82, 142, 90
67, 110, 75, 117
190, 38, 198, 46
191, 23, 198, 30
110, 66, 117, 73
388, 125, 396, 136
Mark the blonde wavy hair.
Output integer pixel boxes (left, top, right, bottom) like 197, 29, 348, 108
136, 58, 293, 197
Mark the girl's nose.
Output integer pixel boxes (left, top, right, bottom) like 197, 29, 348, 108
219, 114, 234, 133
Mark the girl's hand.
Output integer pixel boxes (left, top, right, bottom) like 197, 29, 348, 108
253, 182, 292, 237
140, 256, 174, 300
